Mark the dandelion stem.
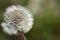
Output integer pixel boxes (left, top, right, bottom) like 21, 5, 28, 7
17, 30, 26, 40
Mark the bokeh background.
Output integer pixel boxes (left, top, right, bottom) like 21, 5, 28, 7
0, 0, 60, 40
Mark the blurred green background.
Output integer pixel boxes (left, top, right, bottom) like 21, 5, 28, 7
0, 0, 60, 40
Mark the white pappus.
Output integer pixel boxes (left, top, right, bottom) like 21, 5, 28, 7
1, 5, 33, 35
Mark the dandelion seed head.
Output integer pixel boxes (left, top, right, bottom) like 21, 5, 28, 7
1, 5, 33, 35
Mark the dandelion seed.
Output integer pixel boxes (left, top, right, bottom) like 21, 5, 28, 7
1, 5, 33, 35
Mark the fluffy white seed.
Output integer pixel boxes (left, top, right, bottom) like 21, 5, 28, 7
1, 5, 33, 35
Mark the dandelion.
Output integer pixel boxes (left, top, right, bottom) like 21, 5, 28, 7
1, 5, 33, 40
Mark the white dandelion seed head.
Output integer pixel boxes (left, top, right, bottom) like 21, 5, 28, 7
1, 5, 33, 35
